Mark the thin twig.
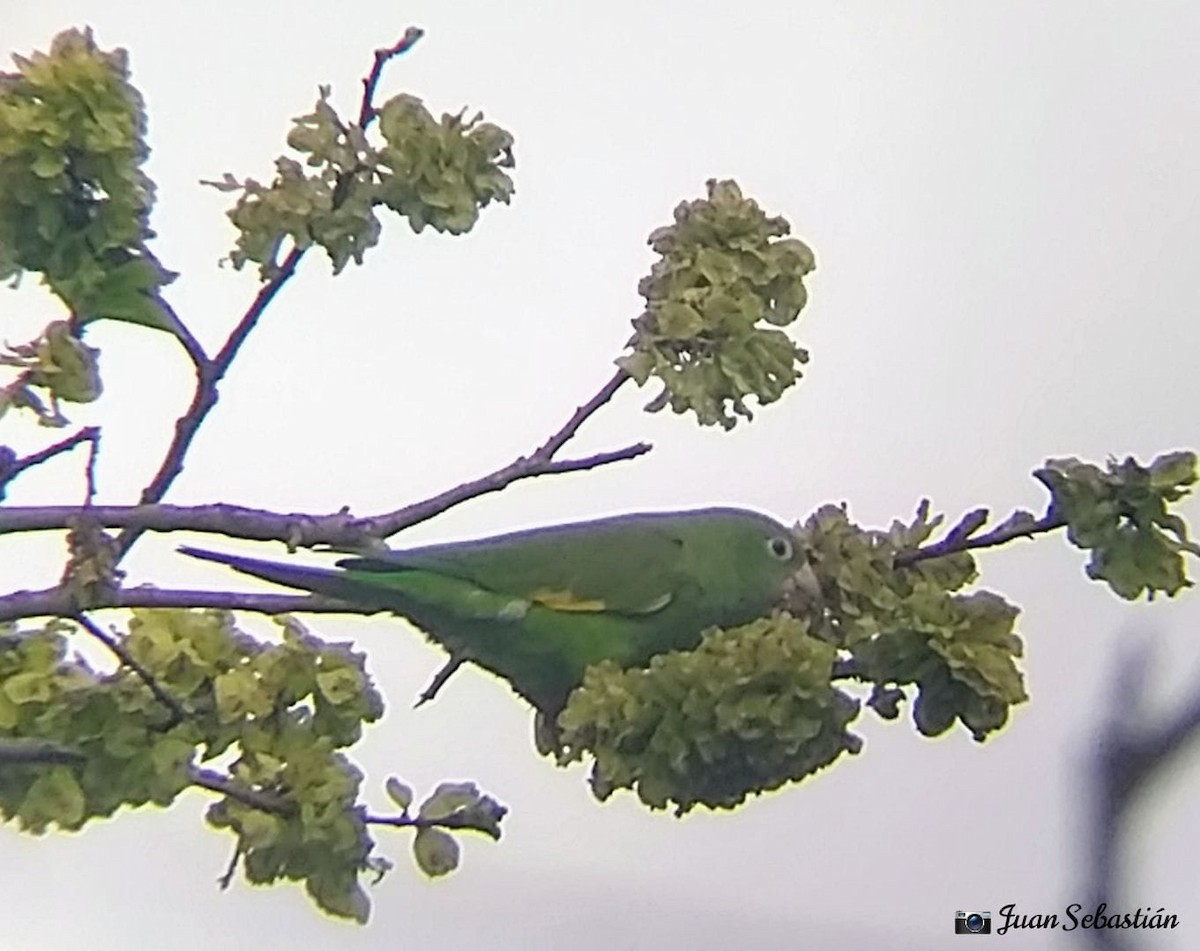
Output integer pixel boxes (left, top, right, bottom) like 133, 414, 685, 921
367, 442, 649, 537
363, 370, 639, 536
74, 613, 188, 728
358, 28, 425, 128
0, 426, 100, 502
171, 320, 209, 371
0, 442, 649, 625
164, 306, 209, 370
897, 509, 1065, 567
83, 428, 100, 503
533, 368, 630, 459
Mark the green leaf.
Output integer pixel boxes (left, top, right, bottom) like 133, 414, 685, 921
213, 667, 272, 723
306, 873, 371, 924
19, 767, 86, 831
3, 670, 54, 705
1036, 453, 1198, 599
315, 666, 363, 706
0, 29, 177, 336
384, 776, 413, 812
621, 179, 813, 428
418, 781, 480, 821
412, 826, 460, 877
238, 810, 283, 849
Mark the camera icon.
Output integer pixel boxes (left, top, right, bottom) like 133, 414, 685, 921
955, 911, 991, 934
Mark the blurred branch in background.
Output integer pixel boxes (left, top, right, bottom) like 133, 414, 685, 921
1082, 637, 1200, 951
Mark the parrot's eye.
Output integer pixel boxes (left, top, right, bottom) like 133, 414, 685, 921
766, 536, 794, 561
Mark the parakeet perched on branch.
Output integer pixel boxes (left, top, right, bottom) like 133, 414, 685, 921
180, 507, 800, 716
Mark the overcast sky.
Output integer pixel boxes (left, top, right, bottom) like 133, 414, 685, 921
4, 3, 1200, 950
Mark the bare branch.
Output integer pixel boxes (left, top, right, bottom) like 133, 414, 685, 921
0, 502, 378, 547
191, 758, 498, 841
532, 368, 630, 460
82, 428, 100, 503
171, 319, 209, 370
0, 445, 648, 549
217, 842, 243, 891
364, 370, 640, 536
368, 441, 649, 538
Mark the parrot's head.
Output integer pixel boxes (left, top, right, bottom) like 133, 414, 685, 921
681, 507, 803, 619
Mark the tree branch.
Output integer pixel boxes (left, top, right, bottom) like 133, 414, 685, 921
115, 27, 427, 561
0, 502, 376, 546
161, 299, 210, 371
0, 371, 642, 553
0, 452, 648, 544
0, 585, 359, 625
415, 653, 469, 707
189, 765, 494, 839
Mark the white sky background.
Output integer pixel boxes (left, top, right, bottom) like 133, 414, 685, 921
3, 2, 1200, 949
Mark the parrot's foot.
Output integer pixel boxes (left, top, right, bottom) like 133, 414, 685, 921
533, 708, 565, 757
414, 653, 469, 707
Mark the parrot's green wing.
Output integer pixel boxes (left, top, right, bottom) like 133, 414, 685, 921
337, 512, 708, 616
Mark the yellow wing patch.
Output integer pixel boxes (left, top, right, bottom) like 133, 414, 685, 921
528, 588, 673, 615
529, 588, 607, 612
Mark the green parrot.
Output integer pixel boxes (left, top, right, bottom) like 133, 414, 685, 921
179, 507, 800, 716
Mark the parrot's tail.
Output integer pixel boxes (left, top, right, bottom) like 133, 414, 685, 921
179, 546, 350, 600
